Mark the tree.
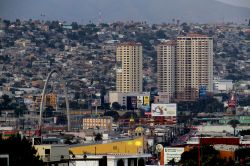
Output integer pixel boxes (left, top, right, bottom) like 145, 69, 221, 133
235, 147, 250, 165
180, 146, 233, 166
181, 22, 190, 33
121, 105, 126, 110
168, 158, 176, 166
94, 133, 103, 142
121, 112, 138, 121
112, 102, 121, 110
2, 94, 11, 106
155, 30, 166, 39
193, 97, 224, 113
238, 96, 250, 106
102, 103, 111, 111
228, 119, 240, 136
43, 106, 54, 117
104, 110, 120, 121
14, 107, 25, 117
0, 134, 43, 166
239, 129, 250, 136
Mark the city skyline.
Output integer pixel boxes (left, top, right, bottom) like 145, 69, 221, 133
0, 5, 249, 165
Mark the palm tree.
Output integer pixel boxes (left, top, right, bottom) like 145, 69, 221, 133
228, 119, 240, 136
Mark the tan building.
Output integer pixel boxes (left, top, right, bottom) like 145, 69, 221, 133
46, 93, 57, 108
34, 93, 57, 110
176, 34, 213, 100
157, 40, 176, 100
83, 117, 113, 131
116, 42, 143, 93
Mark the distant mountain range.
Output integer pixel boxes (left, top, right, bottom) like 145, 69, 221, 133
0, 0, 249, 23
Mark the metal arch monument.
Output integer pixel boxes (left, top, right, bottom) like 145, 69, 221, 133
39, 69, 71, 131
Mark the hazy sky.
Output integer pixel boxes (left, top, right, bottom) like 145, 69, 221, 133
0, 0, 249, 23
216, 0, 250, 8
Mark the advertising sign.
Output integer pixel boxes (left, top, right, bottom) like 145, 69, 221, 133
137, 96, 144, 108
127, 96, 137, 110
164, 147, 184, 164
199, 85, 207, 98
143, 96, 150, 105
91, 99, 101, 107
141, 105, 151, 115
151, 104, 177, 117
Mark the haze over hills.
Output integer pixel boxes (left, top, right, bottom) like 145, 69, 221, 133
0, 0, 249, 23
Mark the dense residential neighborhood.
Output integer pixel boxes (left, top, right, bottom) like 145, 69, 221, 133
0, 19, 250, 104
0, 18, 250, 166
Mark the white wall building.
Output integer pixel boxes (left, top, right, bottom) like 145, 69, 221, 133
108, 91, 150, 107
214, 79, 233, 92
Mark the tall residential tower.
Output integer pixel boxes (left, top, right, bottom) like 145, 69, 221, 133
175, 34, 213, 100
157, 40, 176, 99
116, 42, 143, 93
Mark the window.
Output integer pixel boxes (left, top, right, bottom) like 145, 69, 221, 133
45, 149, 50, 155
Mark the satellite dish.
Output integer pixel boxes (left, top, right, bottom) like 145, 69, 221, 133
156, 144, 163, 152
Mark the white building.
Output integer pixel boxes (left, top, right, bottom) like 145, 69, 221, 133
70, 154, 150, 166
214, 79, 233, 92
108, 91, 150, 107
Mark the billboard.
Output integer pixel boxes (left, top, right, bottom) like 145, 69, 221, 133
142, 105, 151, 115
143, 96, 150, 105
91, 99, 101, 107
142, 96, 151, 115
164, 147, 184, 164
199, 85, 207, 98
127, 96, 137, 110
137, 96, 144, 108
151, 104, 177, 117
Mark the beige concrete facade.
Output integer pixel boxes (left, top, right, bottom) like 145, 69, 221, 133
176, 34, 213, 100
82, 116, 113, 131
157, 40, 176, 100
116, 42, 143, 93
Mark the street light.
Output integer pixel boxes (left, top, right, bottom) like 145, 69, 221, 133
135, 141, 142, 154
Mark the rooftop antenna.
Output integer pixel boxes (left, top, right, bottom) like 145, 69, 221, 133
98, 10, 102, 25
177, 19, 181, 35
40, 13, 46, 21
172, 18, 175, 25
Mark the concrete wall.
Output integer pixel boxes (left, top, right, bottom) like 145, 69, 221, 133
34, 144, 69, 162
196, 125, 250, 134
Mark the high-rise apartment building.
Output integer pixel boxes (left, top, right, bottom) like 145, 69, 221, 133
176, 34, 213, 100
157, 40, 176, 99
116, 42, 143, 93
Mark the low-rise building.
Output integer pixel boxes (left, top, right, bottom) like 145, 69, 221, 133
82, 116, 113, 131
108, 91, 150, 109
34, 144, 69, 163
214, 79, 233, 93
